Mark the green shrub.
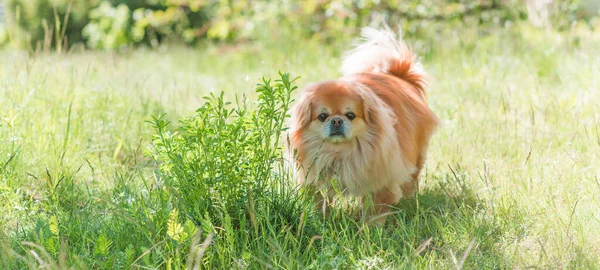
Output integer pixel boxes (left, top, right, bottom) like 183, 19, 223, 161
83, 1, 132, 49
150, 72, 297, 225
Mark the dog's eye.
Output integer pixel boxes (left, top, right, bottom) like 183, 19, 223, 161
346, 112, 356, 120
317, 113, 328, 122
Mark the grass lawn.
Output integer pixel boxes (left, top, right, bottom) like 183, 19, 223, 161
1, 25, 599, 268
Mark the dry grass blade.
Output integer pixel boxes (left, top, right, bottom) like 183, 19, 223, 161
22, 242, 57, 269
354, 210, 401, 236
186, 229, 203, 270
192, 232, 214, 270
414, 237, 433, 256
28, 250, 47, 268
306, 235, 323, 251
451, 238, 477, 270
130, 240, 166, 268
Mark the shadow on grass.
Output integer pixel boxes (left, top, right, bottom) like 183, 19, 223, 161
302, 173, 527, 269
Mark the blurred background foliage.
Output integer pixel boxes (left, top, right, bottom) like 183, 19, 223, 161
0, 0, 599, 50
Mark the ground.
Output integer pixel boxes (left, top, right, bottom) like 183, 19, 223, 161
1, 25, 599, 268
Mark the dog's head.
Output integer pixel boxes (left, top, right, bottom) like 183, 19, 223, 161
291, 81, 382, 145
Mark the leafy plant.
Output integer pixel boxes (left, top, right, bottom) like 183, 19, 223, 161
150, 72, 297, 225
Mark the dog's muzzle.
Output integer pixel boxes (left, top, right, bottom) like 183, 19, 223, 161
329, 117, 345, 137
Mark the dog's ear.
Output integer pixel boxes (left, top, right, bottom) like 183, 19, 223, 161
357, 86, 383, 125
291, 91, 313, 130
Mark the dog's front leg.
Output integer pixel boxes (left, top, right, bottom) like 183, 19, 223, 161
366, 187, 401, 226
315, 188, 336, 216
303, 185, 334, 216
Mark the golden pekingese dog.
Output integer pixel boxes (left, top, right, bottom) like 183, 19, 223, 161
288, 27, 439, 224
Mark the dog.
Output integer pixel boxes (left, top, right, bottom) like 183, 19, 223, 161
288, 27, 439, 224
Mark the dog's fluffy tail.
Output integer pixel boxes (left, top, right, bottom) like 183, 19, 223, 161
341, 27, 428, 97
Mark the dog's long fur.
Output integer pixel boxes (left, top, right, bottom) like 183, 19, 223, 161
289, 27, 438, 222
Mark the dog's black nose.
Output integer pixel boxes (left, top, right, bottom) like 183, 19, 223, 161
330, 117, 344, 128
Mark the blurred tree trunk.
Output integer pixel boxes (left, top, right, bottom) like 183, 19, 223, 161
525, 0, 553, 28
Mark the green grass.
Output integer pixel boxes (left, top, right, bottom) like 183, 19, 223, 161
1, 24, 599, 269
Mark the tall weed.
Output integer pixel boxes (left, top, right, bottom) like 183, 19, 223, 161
150, 72, 300, 228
